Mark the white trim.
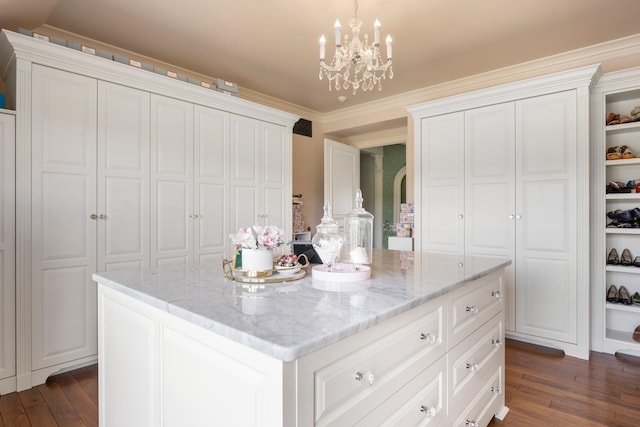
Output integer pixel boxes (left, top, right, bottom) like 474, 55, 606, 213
393, 166, 406, 226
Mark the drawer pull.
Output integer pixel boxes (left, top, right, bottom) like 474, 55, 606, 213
491, 290, 502, 298
420, 405, 436, 417
465, 305, 478, 314
420, 333, 437, 344
466, 362, 479, 372
491, 386, 502, 394
491, 338, 502, 347
354, 370, 375, 385
466, 420, 479, 427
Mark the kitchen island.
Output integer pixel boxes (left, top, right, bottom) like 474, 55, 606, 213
93, 250, 510, 426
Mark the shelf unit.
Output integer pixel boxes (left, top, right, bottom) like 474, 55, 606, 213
592, 67, 640, 356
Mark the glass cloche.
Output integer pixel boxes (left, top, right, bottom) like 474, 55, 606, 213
311, 201, 344, 271
343, 189, 373, 265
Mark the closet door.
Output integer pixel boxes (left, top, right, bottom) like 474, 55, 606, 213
262, 122, 289, 231
97, 82, 150, 271
31, 65, 98, 370
464, 103, 516, 331
420, 112, 465, 254
0, 112, 15, 389
194, 105, 229, 266
150, 95, 194, 265
230, 115, 260, 231
515, 91, 577, 343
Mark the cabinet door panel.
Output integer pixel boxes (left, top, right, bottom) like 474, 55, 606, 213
31, 64, 97, 369
515, 91, 577, 343
98, 82, 150, 270
231, 116, 260, 228
0, 113, 15, 384
194, 106, 229, 265
420, 113, 464, 254
151, 95, 193, 265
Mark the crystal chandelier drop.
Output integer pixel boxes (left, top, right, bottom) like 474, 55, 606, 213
318, 0, 393, 94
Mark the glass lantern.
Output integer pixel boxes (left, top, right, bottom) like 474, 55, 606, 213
344, 189, 374, 265
311, 201, 344, 271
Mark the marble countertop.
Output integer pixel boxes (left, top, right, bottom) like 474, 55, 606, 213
92, 249, 510, 362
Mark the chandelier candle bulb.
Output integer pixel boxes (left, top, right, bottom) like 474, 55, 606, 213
386, 35, 392, 58
334, 19, 341, 46
319, 35, 326, 59
374, 19, 380, 45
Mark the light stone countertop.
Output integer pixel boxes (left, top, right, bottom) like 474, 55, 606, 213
92, 249, 510, 362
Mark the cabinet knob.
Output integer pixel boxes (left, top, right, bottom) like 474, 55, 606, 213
420, 332, 437, 344
466, 362, 479, 372
458, 213, 464, 219
515, 214, 522, 220
420, 405, 436, 417
98, 214, 106, 220
466, 420, 479, 427
491, 386, 502, 394
508, 213, 515, 219
491, 338, 502, 347
491, 290, 502, 299
465, 305, 478, 314
354, 370, 375, 385
90, 214, 98, 220
458, 262, 464, 268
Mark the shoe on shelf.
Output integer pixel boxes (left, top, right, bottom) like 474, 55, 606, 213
634, 256, 640, 267
607, 285, 619, 303
620, 116, 633, 124
618, 285, 632, 305
634, 326, 640, 342
607, 113, 621, 125
621, 249, 633, 266
607, 248, 619, 265
607, 146, 622, 160
632, 292, 640, 305
621, 145, 637, 159
631, 106, 640, 121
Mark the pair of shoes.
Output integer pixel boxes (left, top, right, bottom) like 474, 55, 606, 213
607, 248, 619, 265
606, 285, 632, 304
631, 106, 640, 122
606, 181, 633, 193
607, 113, 633, 125
634, 325, 640, 342
607, 146, 636, 160
632, 292, 640, 304
621, 248, 633, 266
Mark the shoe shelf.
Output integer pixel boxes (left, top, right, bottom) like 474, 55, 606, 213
605, 158, 640, 166
606, 193, 640, 200
606, 265, 640, 274
606, 228, 640, 235
605, 121, 640, 134
606, 328, 640, 347
606, 302, 640, 313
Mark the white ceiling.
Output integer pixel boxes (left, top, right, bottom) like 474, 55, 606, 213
2, 0, 640, 113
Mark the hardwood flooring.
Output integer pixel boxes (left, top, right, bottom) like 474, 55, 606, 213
0, 339, 639, 426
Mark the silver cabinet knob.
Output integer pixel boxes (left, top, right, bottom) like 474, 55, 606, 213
466, 362, 479, 372
90, 214, 98, 220
491, 338, 502, 347
355, 370, 375, 385
491, 291, 502, 298
98, 214, 106, 220
458, 213, 464, 219
491, 386, 502, 394
420, 405, 436, 417
465, 305, 478, 314
508, 213, 515, 219
466, 420, 479, 427
515, 214, 522, 220
420, 333, 437, 344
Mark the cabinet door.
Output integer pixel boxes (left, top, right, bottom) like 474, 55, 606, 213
31, 64, 98, 369
194, 105, 229, 266
515, 90, 577, 343
230, 115, 260, 230
420, 112, 465, 254
262, 122, 290, 232
97, 81, 150, 271
464, 103, 516, 331
150, 94, 194, 265
0, 113, 15, 386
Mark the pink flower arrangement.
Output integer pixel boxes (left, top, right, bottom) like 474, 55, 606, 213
230, 225, 285, 250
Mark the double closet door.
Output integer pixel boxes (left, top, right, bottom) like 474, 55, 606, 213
420, 91, 578, 345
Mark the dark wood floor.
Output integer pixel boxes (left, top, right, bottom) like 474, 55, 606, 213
0, 339, 639, 426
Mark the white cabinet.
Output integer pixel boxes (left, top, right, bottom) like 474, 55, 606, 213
591, 67, 640, 356
231, 115, 290, 231
0, 29, 296, 390
0, 111, 15, 394
409, 65, 599, 359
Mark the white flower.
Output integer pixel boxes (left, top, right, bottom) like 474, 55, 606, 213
230, 225, 285, 250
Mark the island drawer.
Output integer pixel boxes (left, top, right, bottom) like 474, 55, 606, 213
448, 269, 504, 349
450, 362, 505, 427
354, 355, 447, 426
448, 312, 504, 413
296, 298, 446, 426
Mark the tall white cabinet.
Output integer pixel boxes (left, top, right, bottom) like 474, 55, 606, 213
0, 29, 297, 391
409, 65, 600, 359
0, 110, 15, 394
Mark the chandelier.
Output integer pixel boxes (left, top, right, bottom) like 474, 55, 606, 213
318, 0, 393, 94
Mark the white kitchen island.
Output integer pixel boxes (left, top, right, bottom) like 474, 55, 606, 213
93, 249, 510, 427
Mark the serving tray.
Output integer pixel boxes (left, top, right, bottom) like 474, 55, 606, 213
223, 259, 307, 283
